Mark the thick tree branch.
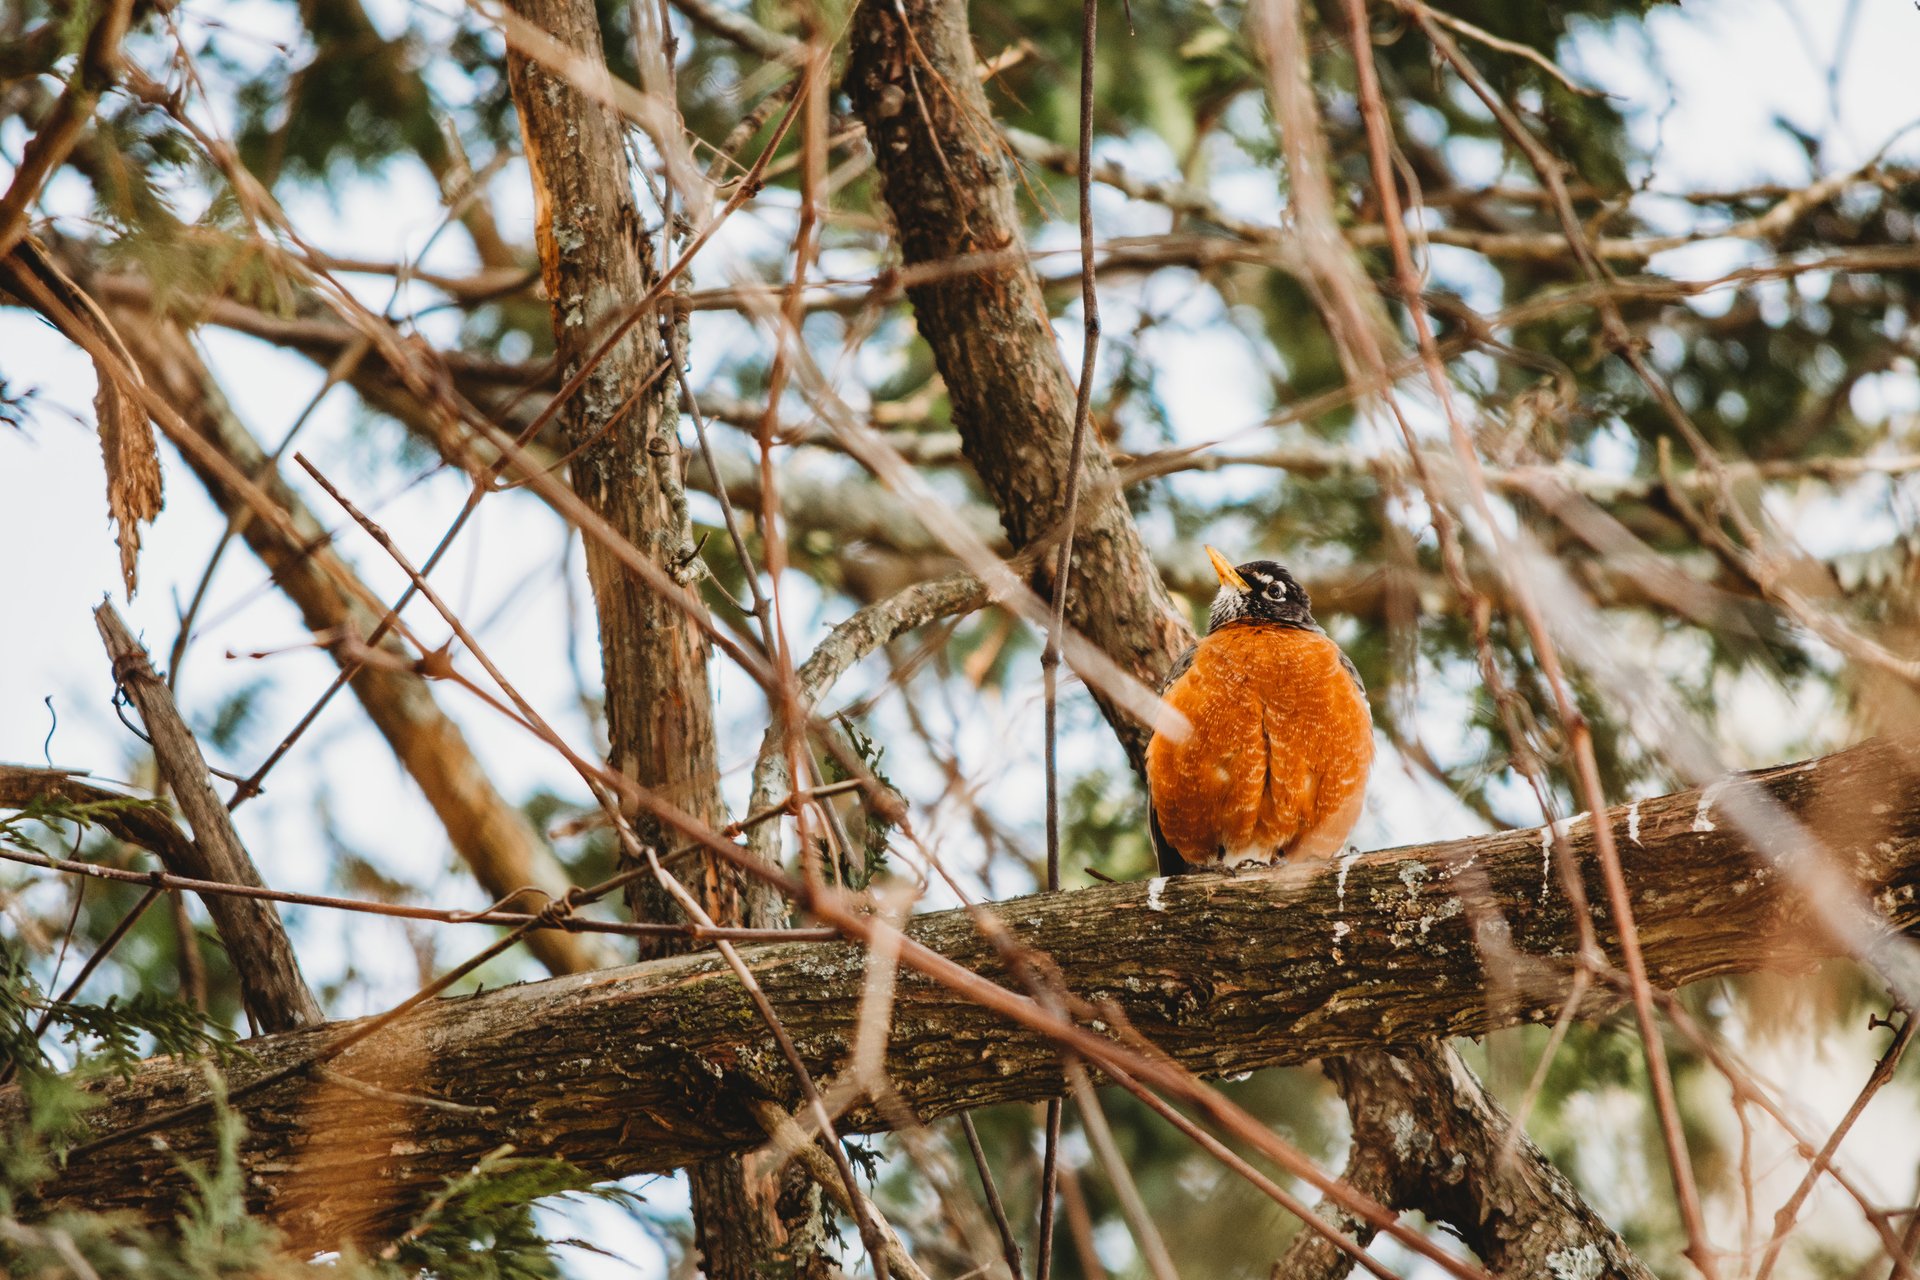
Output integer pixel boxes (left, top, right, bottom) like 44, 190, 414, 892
502, 0, 736, 935
14, 737, 1920, 1250
501, 0, 789, 1272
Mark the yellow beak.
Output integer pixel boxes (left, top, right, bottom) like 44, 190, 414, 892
1206, 545, 1251, 593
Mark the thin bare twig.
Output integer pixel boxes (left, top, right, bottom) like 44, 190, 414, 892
1753, 1008, 1915, 1280
1037, 2, 1102, 1273
959, 1111, 1026, 1280
0, 845, 834, 943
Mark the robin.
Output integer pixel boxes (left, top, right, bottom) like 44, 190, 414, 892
1146, 547, 1373, 875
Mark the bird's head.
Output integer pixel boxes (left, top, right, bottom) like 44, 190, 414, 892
1204, 545, 1316, 633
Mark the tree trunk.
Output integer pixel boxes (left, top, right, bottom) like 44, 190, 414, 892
844, 0, 1193, 767
18, 735, 1920, 1250
500, 2, 787, 1274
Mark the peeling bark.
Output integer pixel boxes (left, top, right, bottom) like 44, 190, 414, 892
14, 737, 1920, 1250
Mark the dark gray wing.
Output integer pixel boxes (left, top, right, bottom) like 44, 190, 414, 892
1148, 644, 1200, 877
1338, 649, 1366, 697
1149, 803, 1194, 876
1162, 644, 1197, 687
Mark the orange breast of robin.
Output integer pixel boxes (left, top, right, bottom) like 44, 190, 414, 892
1146, 624, 1373, 867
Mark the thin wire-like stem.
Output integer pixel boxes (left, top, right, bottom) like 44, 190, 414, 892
0, 845, 834, 942
1037, 2, 1102, 1273
959, 1111, 1025, 1279
754, 32, 830, 894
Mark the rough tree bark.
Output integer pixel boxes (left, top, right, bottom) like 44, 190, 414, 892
14, 736, 1920, 1250
844, 0, 1194, 767
501, 0, 734, 932
1272, 1043, 1656, 1280
499, 2, 790, 1274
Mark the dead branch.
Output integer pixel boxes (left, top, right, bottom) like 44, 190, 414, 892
92, 603, 322, 1031
0, 767, 198, 870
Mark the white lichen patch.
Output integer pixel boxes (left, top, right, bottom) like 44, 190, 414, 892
1417, 897, 1465, 937
1388, 1109, 1418, 1159
1546, 1243, 1604, 1280
1336, 847, 1361, 908
1692, 779, 1727, 833
1146, 877, 1169, 913
1625, 800, 1642, 847
1331, 919, 1351, 963
1398, 861, 1430, 898
1539, 823, 1554, 900
1534, 814, 1586, 899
